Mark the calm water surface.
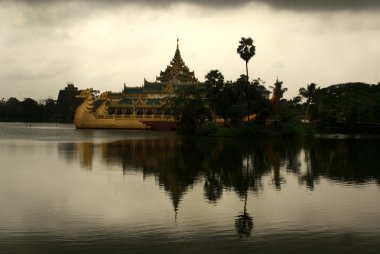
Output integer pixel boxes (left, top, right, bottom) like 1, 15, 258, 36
1, 122, 380, 253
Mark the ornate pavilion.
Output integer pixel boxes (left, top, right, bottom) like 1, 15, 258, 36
106, 39, 199, 117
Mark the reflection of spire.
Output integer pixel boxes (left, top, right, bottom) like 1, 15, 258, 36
174, 199, 178, 224
168, 182, 183, 224
158, 164, 189, 224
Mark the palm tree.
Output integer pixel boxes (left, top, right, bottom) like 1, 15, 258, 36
237, 37, 256, 82
237, 37, 256, 120
269, 78, 287, 112
299, 83, 317, 121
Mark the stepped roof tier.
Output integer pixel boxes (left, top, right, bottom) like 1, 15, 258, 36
113, 39, 201, 106
147, 39, 198, 85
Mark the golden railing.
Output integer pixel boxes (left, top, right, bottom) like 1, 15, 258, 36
95, 114, 175, 121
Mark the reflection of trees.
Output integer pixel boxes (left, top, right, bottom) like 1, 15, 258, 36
306, 138, 380, 185
77, 143, 95, 170
59, 136, 380, 217
58, 142, 94, 170
58, 143, 77, 163
264, 144, 285, 190
212, 140, 269, 199
203, 172, 223, 204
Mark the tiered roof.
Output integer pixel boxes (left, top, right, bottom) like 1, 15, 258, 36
155, 39, 198, 84
118, 39, 198, 104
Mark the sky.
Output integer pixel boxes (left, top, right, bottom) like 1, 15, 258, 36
0, 0, 379, 100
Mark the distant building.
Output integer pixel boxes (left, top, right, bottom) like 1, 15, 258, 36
56, 83, 81, 122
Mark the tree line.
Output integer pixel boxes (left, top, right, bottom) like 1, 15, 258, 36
0, 95, 80, 123
168, 37, 380, 136
169, 73, 380, 136
308, 82, 380, 132
0, 97, 56, 122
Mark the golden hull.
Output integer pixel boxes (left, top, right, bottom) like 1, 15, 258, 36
74, 111, 178, 130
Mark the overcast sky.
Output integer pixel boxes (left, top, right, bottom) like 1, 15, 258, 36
1, 0, 379, 100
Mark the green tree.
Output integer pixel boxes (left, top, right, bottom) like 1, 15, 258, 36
0, 98, 5, 120
169, 85, 211, 134
299, 83, 317, 121
41, 98, 57, 121
237, 37, 256, 120
219, 80, 246, 126
234, 75, 271, 122
21, 98, 40, 122
205, 70, 225, 121
312, 82, 380, 132
5, 97, 23, 121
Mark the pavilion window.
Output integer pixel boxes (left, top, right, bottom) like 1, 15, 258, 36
125, 109, 132, 115
136, 108, 143, 115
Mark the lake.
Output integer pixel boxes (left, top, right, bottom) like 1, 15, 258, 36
0, 122, 379, 254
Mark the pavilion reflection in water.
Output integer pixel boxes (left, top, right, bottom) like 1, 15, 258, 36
58, 137, 380, 236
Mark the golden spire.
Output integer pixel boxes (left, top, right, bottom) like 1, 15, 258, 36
155, 39, 198, 84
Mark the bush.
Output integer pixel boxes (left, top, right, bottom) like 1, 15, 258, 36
236, 122, 275, 138
185, 119, 311, 139
214, 127, 238, 137
197, 121, 219, 136
272, 121, 305, 137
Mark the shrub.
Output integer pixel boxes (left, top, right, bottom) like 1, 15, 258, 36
197, 121, 219, 136
273, 121, 305, 137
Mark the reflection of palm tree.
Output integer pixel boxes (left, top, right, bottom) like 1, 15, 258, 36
235, 155, 254, 237
235, 191, 253, 237
299, 149, 316, 190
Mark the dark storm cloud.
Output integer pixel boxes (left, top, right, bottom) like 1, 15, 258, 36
259, 0, 380, 11
3, 0, 380, 11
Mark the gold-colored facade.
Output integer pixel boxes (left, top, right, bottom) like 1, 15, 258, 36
107, 39, 199, 118
74, 40, 199, 129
